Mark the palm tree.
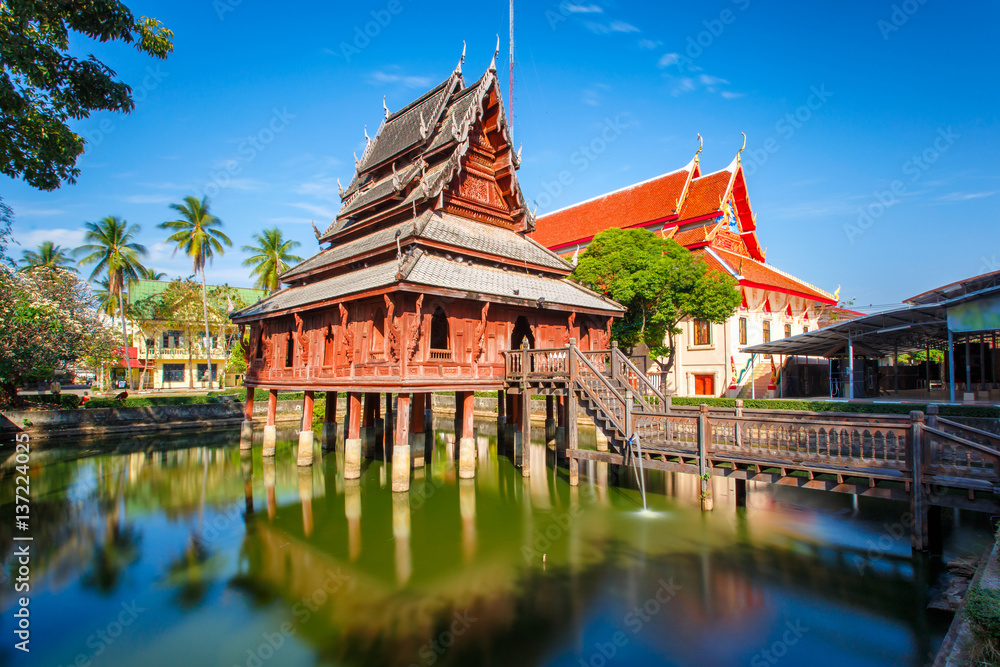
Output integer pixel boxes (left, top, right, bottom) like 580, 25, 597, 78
75, 217, 148, 390
20, 240, 77, 273
138, 266, 167, 280
159, 196, 231, 390
241, 228, 303, 293
92, 276, 119, 319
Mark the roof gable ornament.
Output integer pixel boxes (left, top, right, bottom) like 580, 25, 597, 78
419, 110, 428, 140
737, 131, 746, 163
391, 161, 403, 191
513, 143, 523, 170
694, 133, 703, 164
364, 125, 371, 145
337, 178, 344, 198
383, 96, 390, 119
489, 34, 500, 72
354, 151, 359, 169
456, 41, 466, 74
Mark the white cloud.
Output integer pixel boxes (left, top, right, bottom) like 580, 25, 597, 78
290, 202, 339, 220
15, 227, 87, 250
267, 216, 315, 225
720, 91, 745, 99
699, 74, 729, 86
936, 191, 997, 202
639, 39, 662, 50
658, 53, 680, 68
8, 206, 65, 218
370, 70, 433, 89
564, 3, 603, 12
585, 20, 640, 34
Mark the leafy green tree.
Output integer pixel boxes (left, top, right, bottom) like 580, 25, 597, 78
241, 228, 303, 293
0, 267, 118, 406
19, 240, 77, 273
158, 198, 231, 389
572, 227, 741, 372
0, 1, 173, 190
75, 216, 148, 389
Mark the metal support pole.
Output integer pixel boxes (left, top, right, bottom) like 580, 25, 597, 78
948, 329, 956, 403
894, 344, 899, 396
751, 354, 755, 400
848, 336, 855, 400
925, 341, 931, 398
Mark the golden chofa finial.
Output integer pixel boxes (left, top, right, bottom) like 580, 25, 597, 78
737, 131, 747, 163
694, 133, 703, 163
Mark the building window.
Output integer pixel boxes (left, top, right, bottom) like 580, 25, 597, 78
693, 319, 712, 346
739, 317, 747, 346
324, 325, 335, 367
285, 330, 294, 367
430, 306, 451, 359
370, 308, 385, 361
162, 364, 185, 383
162, 330, 184, 349
196, 364, 218, 381
784, 324, 792, 339
763, 321, 771, 343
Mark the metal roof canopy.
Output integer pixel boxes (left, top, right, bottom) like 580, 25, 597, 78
742, 280, 1000, 358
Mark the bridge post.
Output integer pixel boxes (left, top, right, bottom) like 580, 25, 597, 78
698, 404, 714, 511
240, 389, 254, 450
344, 392, 363, 479
262, 388, 278, 456
322, 391, 338, 450
909, 410, 928, 551
735, 399, 743, 448
392, 395, 411, 492
297, 390, 315, 467
611, 340, 619, 385
925, 403, 938, 429
568, 338, 579, 486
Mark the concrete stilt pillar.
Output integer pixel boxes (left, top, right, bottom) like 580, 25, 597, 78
595, 429, 609, 452
262, 388, 278, 456
263, 456, 276, 520
392, 491, 412, 585
240, 389, 255, 450
322, 391, 338, 450
458, 391, 476, 478
545, 395, 556, 444
520, 387, 531, 477
344, 392, 363, 479
297, 391, 315, 467
410, 393, 426, 467
345, 479, 361, 561
393, 395, 411, 492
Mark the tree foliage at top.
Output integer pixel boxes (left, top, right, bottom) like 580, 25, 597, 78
0, 0, 173, 190
19, 240, 77, 272
572, 227, 741, 372
241, 228, 303, 293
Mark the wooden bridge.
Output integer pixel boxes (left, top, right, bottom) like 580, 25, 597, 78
503, 341, 1000, 550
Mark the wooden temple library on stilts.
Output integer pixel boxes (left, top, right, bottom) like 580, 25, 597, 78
231, 49, 624, 488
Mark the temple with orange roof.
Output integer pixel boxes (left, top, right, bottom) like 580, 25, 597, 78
531, 138, 838, 398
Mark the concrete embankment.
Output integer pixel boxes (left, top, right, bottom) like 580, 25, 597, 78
934, 535, 1000, 666
0, 400, 304, 441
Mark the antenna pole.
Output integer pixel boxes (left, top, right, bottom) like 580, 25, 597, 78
509, 0, 515, 137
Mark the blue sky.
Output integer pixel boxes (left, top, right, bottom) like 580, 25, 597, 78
3, 0, 998, 308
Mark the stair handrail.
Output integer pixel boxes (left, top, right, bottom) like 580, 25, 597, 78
571, 345, 628, 436
611, 344, 668, 413
936, 416, 1000, 451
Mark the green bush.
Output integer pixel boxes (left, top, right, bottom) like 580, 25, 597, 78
669, 397, 999, 419
965, 584, 1000, 665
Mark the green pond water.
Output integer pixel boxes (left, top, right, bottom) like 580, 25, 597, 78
0, 416, 994, 667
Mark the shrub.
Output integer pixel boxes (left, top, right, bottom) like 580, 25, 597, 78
965, 585, 1000, 665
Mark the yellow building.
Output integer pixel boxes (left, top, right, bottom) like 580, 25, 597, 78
125, 279, 266, 391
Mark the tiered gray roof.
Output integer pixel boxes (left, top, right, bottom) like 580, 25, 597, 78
234, 248, 620, 321
282, 210, 570, 282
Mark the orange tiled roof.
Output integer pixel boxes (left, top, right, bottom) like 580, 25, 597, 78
532, 167, 691, 249
698, 247, 836, 305
677, 168, 732, 220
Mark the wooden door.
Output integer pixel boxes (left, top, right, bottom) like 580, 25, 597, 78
694, 374, 715, 396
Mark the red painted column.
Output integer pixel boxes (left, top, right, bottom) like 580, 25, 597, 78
393, 394, 411, 492
267, 389, 278, 427
240, 388, 255, 450
298, 390, 315, 466
263, 388, 278, 456
344, 392, 363, 479
348, 393, 362, 439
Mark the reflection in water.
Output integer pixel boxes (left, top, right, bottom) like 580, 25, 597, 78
0, 419, 991, 667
